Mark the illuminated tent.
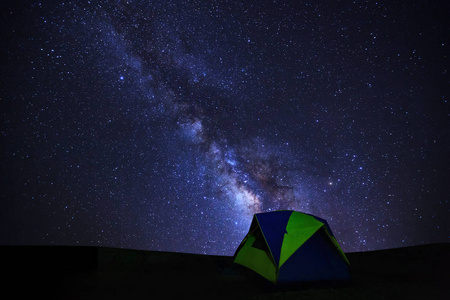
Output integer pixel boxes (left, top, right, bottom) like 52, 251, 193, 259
233, 210, 350, 284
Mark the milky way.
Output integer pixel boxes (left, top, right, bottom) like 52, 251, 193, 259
1, 1, 449, 255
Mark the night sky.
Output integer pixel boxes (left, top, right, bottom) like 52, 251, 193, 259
1, 0, 449, 255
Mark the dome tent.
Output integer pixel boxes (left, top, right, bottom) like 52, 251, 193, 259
233, 210, 350, 284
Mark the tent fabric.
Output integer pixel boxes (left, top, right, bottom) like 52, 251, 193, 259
254, 210, 292, 266
279, 211, 324, 267
233, 210, 350, 284
277, 228, 350, 282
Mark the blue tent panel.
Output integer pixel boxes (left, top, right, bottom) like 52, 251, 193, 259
255, 211, 292, 265
278, 228, 350, 283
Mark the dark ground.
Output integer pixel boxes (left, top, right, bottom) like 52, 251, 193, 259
2, 243, 449, 299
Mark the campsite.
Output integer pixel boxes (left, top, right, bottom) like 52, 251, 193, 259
2, 3, 448, 299
233, 211, 351, 284
2, 242, 448, 299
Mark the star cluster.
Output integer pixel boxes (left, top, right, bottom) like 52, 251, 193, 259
1, 0, 449, 255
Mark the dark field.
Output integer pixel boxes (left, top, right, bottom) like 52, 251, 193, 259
2, 243, 449, 299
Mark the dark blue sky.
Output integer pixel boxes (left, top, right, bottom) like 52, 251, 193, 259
1, 0, 449, 255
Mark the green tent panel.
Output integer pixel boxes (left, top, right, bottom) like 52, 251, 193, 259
234, 210, 350, 284
233, 234, 277, 283
279, 211, 324, 267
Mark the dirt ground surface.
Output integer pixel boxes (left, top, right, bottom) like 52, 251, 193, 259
2, 243, 449, 299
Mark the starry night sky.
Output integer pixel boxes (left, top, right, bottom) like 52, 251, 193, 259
1, 0, 449, 255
